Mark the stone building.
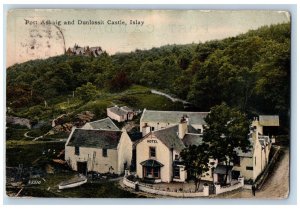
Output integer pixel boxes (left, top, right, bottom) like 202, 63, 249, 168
65, 44, 103, 57
107, 106, 135, 122
140, 109, 209, 136
65, 118, 132, 175
229, 116, 278, 182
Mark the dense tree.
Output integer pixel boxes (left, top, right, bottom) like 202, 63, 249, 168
203, 103, 251, 185
180, 143, 211, 191
75, 82, 99, 102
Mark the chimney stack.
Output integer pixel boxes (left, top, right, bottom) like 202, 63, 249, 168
178, 116, 188, 139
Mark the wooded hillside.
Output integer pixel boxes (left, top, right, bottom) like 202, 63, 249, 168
7, 23, 290, 131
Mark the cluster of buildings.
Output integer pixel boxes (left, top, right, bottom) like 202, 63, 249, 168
65, 44, 103, 57
65, 107, 279, 185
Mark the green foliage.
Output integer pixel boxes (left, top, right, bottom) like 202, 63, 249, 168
75, 82, 99, 102
7, 23, 290, 131
180, 143, 211, 191
203, 103, 250, 184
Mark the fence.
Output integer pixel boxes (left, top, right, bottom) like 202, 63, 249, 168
123, 176, 209, 197
214, 177, 244, 195
255, 145, 281, 190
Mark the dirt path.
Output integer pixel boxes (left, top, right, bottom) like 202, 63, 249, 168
151, 89, 189, 104
218, 148, 289, 199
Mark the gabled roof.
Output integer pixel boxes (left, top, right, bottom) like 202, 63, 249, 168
66, 129, 122, 149
141, 109, 209, 125
235, 147, 253, 157
182, 134, 203, 147
259, 115, 279, 126
150, 125, 203, 152
120, 106, 133, 112
187, 125, 201, 134
87, 117, 120, 131
107, 106, 128, 116
152, 125, 185, 152
214, 165, 233, 174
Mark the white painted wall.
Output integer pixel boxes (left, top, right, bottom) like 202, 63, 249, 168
140, 121, 204, 136
117, 131, 133, 174
234, 130, 272, 181
136, 133, 173, 182
65, 146, 119, 174
107, 109, 124, 122
233, 157, 253, 180
201, 159, 217, 181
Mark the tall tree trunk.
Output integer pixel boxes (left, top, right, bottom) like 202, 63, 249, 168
224, 161, 229, 185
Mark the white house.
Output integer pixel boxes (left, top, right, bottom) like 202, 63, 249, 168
65, 127, 132, 175
140, 109, 209, 136
229, 116, 277, 182
107, 106, 135, 122
135, 117, 215, 183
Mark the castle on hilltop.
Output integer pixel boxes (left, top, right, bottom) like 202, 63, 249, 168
65, 44, 103, 57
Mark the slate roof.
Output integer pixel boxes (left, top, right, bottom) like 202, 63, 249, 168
235, 147, 253, 157
140, 159, 164, 167
141, 110, 209, 125
214, 165, 233, 174
258, 135, 271, 146
152, 125, 203, 152
153, 125, 185, 152
66, 129, 122, 149
108, 106, 128, 116
187, 125, 201, 134
121, 106, 133, 112
259, 140, 265, 147
182, 134, 203, 147
259, 115, 279, 126
87, 117, 120, 131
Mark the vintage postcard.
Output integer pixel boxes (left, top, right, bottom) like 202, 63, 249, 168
5, 9, 290, 199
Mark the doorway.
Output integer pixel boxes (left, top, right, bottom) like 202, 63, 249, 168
77, 161, 87, 174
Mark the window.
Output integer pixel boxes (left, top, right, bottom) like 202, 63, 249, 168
149, 147, 156, 158
246, 166, 253, 170
103, 148, 108, 157
153, 167, 160, 178
234, 157, 240, 166
75, 146, 80, 155
175, 154, 179, 160
145, 167, 160, 178
173, 166, 180, 178
151, 127, 155, 131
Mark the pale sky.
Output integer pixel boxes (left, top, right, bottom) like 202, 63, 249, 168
6, 9, 290, 67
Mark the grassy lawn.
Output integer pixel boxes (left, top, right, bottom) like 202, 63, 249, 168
6, 141, 65, 167
7, 180, 142, 198
9, 85, 183, 122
